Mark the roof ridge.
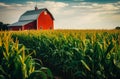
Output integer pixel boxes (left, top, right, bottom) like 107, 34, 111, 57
26, 8, 46, 12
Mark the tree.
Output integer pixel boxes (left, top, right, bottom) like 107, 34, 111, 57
0, 22, 9, 31
115, 26, 120, 30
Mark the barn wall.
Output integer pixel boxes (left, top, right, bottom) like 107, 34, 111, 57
37, 11, 54, 30
24, 21, 36, 30
9, 26, 22, 31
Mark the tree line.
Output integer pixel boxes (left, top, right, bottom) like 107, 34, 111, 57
0, 21, 120, 30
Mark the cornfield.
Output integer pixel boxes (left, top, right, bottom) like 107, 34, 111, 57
0, 30, 120, 79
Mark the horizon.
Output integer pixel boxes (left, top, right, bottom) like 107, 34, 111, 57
0, 0, 120, 29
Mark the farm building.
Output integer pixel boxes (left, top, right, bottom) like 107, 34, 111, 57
8, 7, 54, 30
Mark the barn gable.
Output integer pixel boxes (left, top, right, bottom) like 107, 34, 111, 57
19, 8, 54, 21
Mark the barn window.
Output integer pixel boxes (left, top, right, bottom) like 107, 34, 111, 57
44, 11, 47, 15
40, 26, 42, 29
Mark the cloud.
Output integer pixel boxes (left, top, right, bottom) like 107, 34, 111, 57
73, 0, 84, 2
0, 2, 9, 7
0, 2, 24, 9
0, 2, 27, 23
25, 1, 69, 8
72, 2, 120, 14
55, 1, 120, 29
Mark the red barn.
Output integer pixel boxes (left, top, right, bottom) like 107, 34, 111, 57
8, 7, 54, 30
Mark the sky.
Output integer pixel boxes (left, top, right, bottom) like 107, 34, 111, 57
0, 0, 120, 29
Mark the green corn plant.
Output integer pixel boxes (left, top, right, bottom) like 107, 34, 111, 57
0, 32, 53, 79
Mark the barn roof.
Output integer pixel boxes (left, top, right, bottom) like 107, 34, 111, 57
19, 8, 54, 21
8, 21, 33, 26
9, 8, 54, 27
